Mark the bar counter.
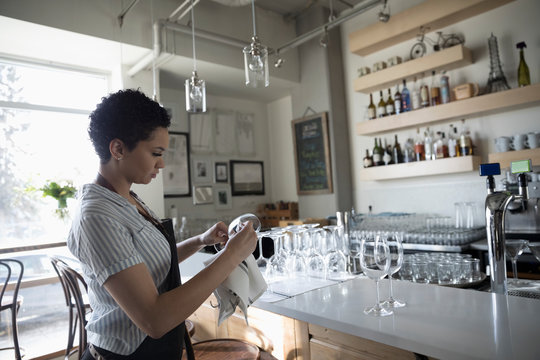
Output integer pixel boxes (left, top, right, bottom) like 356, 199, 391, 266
181, 252, 540, 360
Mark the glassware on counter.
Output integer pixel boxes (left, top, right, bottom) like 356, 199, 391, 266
505, 239, 529, 280
380, 232, 406, 308
360, 237, 392, 317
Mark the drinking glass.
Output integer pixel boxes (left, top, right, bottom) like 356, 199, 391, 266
380, 232, 406, 308
305, 228, 326, 278
284, 226, 307, 277
219, 213, 261, 252
255, 231, 270, 268
359, 238, 393, 317
505, 239, 529, 280
322, 225, 348, 280
265, 230, 288, 283
528, 243, 540, 263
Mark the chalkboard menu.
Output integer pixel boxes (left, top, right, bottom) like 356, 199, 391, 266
292, 112, 333, 195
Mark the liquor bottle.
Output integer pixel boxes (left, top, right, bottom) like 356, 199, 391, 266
401, 79, 411, 112
368, 93, 376, 120
392, 134, 403, 164
363, 149, 373, 168
440, 72, 451, 104
434, 131, 447, 159
447, 124, 458, 157
383, 138, 393, 165
430, 70, 441, 106
459, 119, 473, 155
414, 128, 425, 161
386, 89, 395, 115
377, 90, 387, 118
442, 132, 449, 158
372, 138, 384, 166
411, 76, 421, 110
394, 84, 402, 115
424, 128, 434, 161
420, 74, 430, 108
516, 41, 531, 87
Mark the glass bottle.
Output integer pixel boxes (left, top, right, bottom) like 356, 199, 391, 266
383, 138, 393, 165
401, 79, 411, 112
440, 71, 450, 104
392, 134, 403, 164
377, 90, 387, 118
447, 124, 458, 157
434, 131, 445, 159
363, 149, 373, 168
459, 120, 473, 156
442, 132, 449, 158
386, 88, 395, 115
430, 70, 441, 106
414, 128, 425, 161
372, 138, 383, 166
516, 41, 531, 87
411, 76, 421, 110
424, 128, 433, 161
368, 93, 376, 120
420, 73, 430, 108
394, 84, 402, 115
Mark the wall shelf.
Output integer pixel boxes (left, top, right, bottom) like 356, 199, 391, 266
359, 156, 481, 181
348, 0, 515, 56
356, 83, 540, 136
353, 45, 473, 94
488, 148, 540, 169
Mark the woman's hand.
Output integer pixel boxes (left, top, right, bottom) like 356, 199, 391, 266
200, 221, 229, 247
223, 221, 258, 265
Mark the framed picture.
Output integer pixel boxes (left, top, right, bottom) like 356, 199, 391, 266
189, 112, 213, 153
193, 185, 213, 205
230, 160, 264, 196
163, 102, 185, 132
215, 110, 236, 155
214, 186, 232, 210
236, 112, 255, 156
163, 132, 191, 197
214, 162, 228, 183
292, 112, 333, 195
192, 157, 212, 183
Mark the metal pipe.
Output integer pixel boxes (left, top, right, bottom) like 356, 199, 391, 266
162, 20, 249, 49
118, 0, 141, 27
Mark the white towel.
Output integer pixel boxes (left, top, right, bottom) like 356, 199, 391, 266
204, 254, 267, 326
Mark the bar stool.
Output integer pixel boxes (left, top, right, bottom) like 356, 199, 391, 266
0, 259, 24, 360
183, 338, 260, 360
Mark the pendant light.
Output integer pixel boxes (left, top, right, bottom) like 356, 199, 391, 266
185, 0, 206, 113
243, 0, 269, 88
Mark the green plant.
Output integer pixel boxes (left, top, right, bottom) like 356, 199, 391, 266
40, 180, 77, 218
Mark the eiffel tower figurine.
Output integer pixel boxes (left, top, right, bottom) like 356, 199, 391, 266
485, 33, 511, 94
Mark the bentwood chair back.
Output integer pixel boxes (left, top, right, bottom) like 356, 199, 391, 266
50, 256, 91, 360
0, 258, 24, 360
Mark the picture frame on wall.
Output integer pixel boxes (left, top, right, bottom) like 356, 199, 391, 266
214, 162, 228, 183
163, 132, 191, 197
214, 186, 232, 210
193, 185, 213, 205
163, 102, 184, 132
230, 160, 264, 196
192, 157, 212, 183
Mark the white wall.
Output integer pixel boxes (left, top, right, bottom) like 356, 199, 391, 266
340, 0, 540, 217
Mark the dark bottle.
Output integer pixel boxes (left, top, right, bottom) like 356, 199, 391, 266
394, 84, 402, 115
363, 149, 373, 168
377, 90, 387, 118
372, 138, 384, 166
401, 79, 411, 112
392, 134, 403, 164
368, 93, 376, 120
386, 88, 395, 115
516, 41, 531, 87
414, 128, 425, 161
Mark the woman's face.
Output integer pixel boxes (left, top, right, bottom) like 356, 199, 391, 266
122, 127, 169, 185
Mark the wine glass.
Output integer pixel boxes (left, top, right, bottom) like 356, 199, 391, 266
528, 243, 540, 263
255, 231, 271, 268
304, 227, 326, 278
379, 232, 406, 308
359, 237, 393, 317
505, 239, 528, 280
322, 225, 348, 280
265, 230, 288, 282
217, 213, 261, 252
284, 226, 307, 278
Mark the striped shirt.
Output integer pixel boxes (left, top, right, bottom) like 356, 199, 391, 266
67, 183, 171, 355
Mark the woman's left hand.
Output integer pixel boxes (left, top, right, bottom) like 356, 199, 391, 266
201, 221, 229, 247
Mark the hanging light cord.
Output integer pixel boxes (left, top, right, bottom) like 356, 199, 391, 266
190, 0, 197, 72
251, 0, 257, 37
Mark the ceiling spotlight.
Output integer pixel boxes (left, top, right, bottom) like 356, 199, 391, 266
274, 57, 285, 68
319, 27, 329, 48
378, 0, 390, 23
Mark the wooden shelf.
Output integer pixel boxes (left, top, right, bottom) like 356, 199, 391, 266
348, 0, 515, 56
488, 148, 540, 169
356, 83, 540, 136
359, 156, 481, 181
353, 45, 472, 94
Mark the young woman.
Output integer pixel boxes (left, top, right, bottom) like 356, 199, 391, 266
68, 89, 257, 359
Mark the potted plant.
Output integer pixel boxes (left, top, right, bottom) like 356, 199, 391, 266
40, 180, 77, 219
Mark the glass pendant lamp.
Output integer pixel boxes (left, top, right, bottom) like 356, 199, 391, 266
243, 0, 269, 88
185, 0, 206, 112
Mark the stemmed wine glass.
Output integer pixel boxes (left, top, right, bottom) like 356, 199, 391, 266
322, 225, 348, 280
255, 231, 270, 268
219, 213, 261, 252
304, 227, 326, 278
265, 230, 288, 282
379, 232, 406, 308
505, 239, 529, 281
284, 226, 307, 278
528, 243, 540, 263
359, 236, 392, 317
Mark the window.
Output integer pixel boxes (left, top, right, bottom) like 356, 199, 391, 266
0, 58, 108, 250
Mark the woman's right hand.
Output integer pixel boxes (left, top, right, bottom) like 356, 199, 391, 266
223, 221, 258, 265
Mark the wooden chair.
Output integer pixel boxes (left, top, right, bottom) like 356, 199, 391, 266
0, 258, 24, 360
50, 256, 91, 360
183, 338, 261, 360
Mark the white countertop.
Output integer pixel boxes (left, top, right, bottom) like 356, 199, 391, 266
181, 252, 540, 360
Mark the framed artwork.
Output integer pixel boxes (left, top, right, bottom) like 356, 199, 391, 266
163, 102, 184, 132
189, 112, 213, 153
215, 111, 236, 155
163, 132, 191, 197
192, 157, 212, 183
291, 112, 333, 195
214, 186, 232, 210
236, 112, 255, 156
214, 162, 228, 183
193, 185, 213, 205
230, 160, 264, 196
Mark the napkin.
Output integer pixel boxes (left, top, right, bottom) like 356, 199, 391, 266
204, 253, 267, 326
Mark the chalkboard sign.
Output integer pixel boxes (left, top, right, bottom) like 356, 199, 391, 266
292, 112, 333, 195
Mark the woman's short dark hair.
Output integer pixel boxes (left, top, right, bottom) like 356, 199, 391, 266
88, 89, 171, 163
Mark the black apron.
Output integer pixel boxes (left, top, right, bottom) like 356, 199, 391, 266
86, 175, 194, 360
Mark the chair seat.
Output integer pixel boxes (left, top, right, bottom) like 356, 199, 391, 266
182, 339, 260, 360
0, 295, 23, 310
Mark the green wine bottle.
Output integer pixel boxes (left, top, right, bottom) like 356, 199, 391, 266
516, 41, 530, 87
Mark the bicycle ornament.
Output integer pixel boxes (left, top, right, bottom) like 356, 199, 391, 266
410, 26, 464, 59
